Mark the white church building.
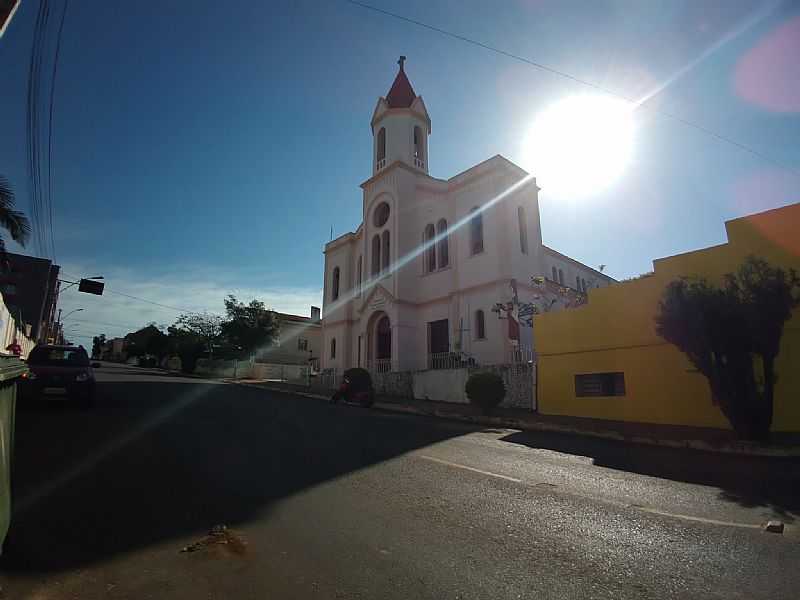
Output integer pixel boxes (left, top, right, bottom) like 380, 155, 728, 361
321, 58, 613, 373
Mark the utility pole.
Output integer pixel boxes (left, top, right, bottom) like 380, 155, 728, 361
56, 307, 84, 344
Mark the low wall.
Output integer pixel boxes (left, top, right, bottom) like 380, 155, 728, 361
412, 364, 535, 409
195, 359, 234, 378
190, 359, 535, 411
252, 363, 309, 384
194, 358, 309, 384
373, 371, 414, 399
413, 369, 469, 404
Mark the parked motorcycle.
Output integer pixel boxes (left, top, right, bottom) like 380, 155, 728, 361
330, 368, 375, 408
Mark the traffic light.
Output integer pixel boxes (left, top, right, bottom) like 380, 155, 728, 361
78, 279, 105, 295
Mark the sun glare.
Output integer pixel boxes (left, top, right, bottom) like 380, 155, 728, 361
522, 95, 635, 196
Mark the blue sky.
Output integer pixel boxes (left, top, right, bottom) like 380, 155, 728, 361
1, 0, 799, 345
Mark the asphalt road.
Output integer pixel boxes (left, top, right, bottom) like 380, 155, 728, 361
1, 362, 798, 599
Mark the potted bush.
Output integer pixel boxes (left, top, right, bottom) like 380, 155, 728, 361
465, 371, 506, 415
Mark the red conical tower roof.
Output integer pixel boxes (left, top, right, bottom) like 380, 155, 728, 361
386, 56, 417, 108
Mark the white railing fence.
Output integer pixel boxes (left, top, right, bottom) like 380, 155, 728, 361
366, 358, 393, 374
318, 368, 341, 390
427, 351, 478, 370
507, 346, 535, 364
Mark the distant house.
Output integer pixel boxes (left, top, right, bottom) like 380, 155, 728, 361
100, 337, 128, 362
254, 306, 321, 370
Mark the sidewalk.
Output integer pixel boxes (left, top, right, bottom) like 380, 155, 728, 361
228, 378, 800, 457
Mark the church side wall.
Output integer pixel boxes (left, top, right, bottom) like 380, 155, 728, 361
453, 282, 508, 365
543, 250, 611, 291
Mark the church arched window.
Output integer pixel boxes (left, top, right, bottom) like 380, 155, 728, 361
372, 235, 381, 276
475, 309, 486, 340
436, 219, 448, 268
413, 126, 424, 168
424, 224, 436, 273
357, 256, 362, 295
376, 128, 386, 170
470, 207, 484, 255
382, 230, 390, 271
331, 267, 340, 301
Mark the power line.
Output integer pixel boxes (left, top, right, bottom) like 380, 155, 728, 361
344, 0, 800, 178
60, 271, 225, 316
70, 318, 154, 330
60, 271, 203, 313
25, 0, 49, 256
104, 289, 200, 313
46, 0, 70, 262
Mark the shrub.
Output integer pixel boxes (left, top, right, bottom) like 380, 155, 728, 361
344, 367, 372, 389
465, 372, 506, 415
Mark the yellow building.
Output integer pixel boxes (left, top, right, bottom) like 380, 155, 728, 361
534, 203, 800, 432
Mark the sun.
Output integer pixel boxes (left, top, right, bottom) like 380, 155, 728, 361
521, 95, 635, 196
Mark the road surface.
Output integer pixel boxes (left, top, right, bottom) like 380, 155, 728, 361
2, 362, 798, 599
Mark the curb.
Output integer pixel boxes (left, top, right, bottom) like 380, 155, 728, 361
231, 381, 800, 458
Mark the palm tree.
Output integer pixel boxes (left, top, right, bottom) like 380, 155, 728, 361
0, 175, 31, 255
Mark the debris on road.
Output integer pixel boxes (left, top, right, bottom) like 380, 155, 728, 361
180, 524, 248, 555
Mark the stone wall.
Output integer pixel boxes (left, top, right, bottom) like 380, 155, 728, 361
476, 363, 536, 410
373, 371, 414, 399
409, 364, 535, 409
252, 363, 309, 384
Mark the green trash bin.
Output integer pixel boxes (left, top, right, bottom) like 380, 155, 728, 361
0, 355, 27, 554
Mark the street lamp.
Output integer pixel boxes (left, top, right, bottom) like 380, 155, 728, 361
60, 308, 84, 321
55, 308, 84, 344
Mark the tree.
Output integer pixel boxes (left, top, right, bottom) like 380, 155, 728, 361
146, 328, 171, 359
656, 256, 800, 440
221, 295, 279, 356
493, 276, 587, 330
0, 176, 31, 259
166, 325, 205, 373
92, 334, 107, 358
125, 325, 169, 361
174, 312, 223, 358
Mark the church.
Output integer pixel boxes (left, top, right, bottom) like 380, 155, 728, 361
321, 58, 613, 373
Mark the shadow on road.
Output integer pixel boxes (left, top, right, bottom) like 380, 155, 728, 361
3, 379, 472, 574
500, 430, 800, 521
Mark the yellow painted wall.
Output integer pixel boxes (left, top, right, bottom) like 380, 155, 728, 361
535, 203, 800, 431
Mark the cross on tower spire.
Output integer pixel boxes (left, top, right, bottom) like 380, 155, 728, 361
386, 56, 416, 108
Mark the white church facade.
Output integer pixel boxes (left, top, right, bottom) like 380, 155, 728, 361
321, 58, 613, 373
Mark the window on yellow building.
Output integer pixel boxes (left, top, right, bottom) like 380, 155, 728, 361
575, 372, 625, 397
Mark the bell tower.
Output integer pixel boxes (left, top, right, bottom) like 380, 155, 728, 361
370, 57, 431, 176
